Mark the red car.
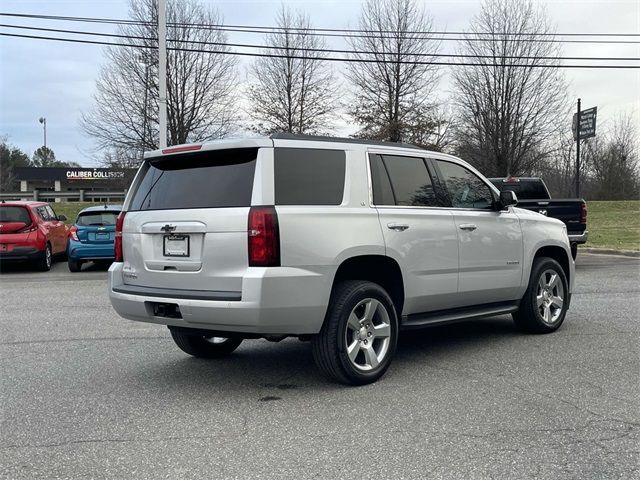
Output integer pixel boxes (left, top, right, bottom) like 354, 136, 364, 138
0, 201, 69, 271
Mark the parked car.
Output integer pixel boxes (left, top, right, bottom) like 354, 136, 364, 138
109, 134, 574, 385
0, 201, 68, 271
488, 177, 587, 259
67, 205, 122, 272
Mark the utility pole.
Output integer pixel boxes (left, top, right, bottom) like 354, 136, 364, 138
575, 98, 581, 198
38, 117, 47, 149
158, 0, 168, 148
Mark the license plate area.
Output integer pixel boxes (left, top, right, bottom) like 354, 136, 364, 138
96, 232, 109, 240
163, 234, 190, 257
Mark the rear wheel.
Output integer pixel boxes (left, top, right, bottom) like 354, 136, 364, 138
68, 258, 82, 272
36, 244, 52, 271
170, 330, 243, 358
513, 257, 569, 334
312, 280, 398, 385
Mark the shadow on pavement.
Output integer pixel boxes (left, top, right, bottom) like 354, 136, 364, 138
130, 316, 519, 392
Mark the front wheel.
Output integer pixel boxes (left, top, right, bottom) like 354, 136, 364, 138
570, 243, 578, 260
170, 329, 243, 358
312, 280, 398, 385
36, 244, 52, 271
513, 257, 569, 334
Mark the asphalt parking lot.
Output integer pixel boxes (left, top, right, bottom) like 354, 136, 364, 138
1, 254, 638, 479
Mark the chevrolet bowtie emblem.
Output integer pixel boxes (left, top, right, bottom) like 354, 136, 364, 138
160, 224, 176, 233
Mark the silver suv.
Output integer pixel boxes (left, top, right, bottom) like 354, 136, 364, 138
109, 134, 574, 385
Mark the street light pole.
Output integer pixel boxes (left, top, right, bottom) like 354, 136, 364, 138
158, 0, 168, 148
575, 98, 581, 198
38, 117, 47, 149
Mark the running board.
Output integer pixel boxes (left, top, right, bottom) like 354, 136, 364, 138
402, 301, 520, 329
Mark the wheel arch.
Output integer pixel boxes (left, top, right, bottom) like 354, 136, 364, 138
331, 255, 405, 317
533, 245, 571, 286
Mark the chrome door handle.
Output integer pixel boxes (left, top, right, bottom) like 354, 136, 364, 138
387, 223, 410, 232
458, 223, 477, 231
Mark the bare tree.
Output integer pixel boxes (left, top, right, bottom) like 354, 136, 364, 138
247, 7, 336, 135
81, 0, 237, 159
452, 0, 568, 177
346, 0, 441, 142
404, 104, 456, 151
583, 113, 640, 200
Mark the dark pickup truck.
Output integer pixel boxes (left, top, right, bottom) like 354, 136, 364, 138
489, 177, 587, 259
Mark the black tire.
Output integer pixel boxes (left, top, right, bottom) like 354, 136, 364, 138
36, 243, 52, 271
170, 330, 243, 358
311, 280, 398, 385
513, 257, 569, 334
570, 243, 578, 260
68, 258, 82, 272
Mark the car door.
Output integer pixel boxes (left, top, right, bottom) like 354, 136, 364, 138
431, 159, 523, 306
369, 152, 459, 314
45, 205, 67, 254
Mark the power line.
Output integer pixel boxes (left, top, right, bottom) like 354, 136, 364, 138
2, 31, 639, 69
2, 12, 640, 44
3, 23, 638, 62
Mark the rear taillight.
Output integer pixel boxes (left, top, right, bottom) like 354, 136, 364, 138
114, 212, 126, 262
580, 203, 587, 224
69, 226, 79, 241
248, 206, 280, 267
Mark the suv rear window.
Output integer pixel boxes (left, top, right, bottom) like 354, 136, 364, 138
130, 148, 257, 211
274, 148, 345, 205
77, 211, 119, 226
0, 206, 32, 225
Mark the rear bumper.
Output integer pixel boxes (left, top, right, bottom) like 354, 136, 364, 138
108, 262, 332, 335
0, 247, 42, 262
68, 241, 115, 261
568, 230, 588, 244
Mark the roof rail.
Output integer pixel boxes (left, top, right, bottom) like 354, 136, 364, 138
269, 133, 424, 150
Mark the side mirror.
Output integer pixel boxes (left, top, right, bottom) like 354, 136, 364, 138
498, 190, 518, 209
58, 214, 67, 222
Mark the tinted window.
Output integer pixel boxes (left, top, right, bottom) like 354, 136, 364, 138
77, 212, 119, 226
45, 205, 58, 220
369, 154, 395, 206
436, 160, 494, 209
381, 155, 437, 207
274, 148, 345, 205
0, 206, 32, 225
489, 179, 549, 200
130, 148, 257, 211
36, 206, 52, 221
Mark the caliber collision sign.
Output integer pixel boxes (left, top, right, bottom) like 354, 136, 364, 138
573, 107, 597, 140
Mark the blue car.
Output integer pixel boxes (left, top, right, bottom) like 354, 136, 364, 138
67, 205, 122, 272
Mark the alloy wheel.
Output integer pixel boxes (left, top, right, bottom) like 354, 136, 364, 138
344, 298, 392, 371
536, 269, 565, 324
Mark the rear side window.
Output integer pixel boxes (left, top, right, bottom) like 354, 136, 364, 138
370, 154, 438, 207
274, 148, 345, 205
0, 206, 32, 225
77, 211, 119, 226
36, 206, 52, 221
130, 148, 257, 211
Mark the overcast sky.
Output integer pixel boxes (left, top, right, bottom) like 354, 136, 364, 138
0, 0, 638, 167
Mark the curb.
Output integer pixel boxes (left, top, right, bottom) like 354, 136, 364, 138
582, 248, 640, 258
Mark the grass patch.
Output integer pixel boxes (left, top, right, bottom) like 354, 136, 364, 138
49, 202, 106, 224
584, 200, 640, 251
